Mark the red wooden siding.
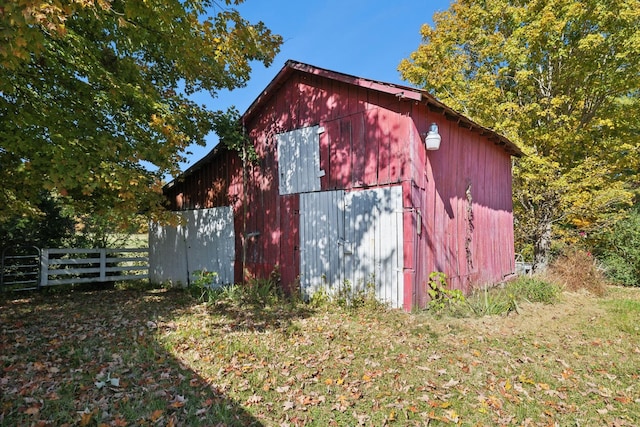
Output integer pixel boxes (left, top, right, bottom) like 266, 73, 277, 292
406, 102, 516, 307
238, 72, 413, 286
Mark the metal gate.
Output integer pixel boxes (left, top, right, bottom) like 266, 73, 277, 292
1, 246, 41, 291
299, 186, 404, 308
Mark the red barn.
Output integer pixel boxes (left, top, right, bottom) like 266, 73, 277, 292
150, 60, 522, 311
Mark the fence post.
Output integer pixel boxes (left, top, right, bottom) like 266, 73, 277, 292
99, 249, 106, 282
40, 249, 49, 287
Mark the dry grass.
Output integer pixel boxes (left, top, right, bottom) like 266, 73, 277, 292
547, 248, 609, 296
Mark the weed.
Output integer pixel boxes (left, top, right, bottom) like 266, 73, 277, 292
309, 288, 331, 308
465, 286, 519, 316
311, 275, 387, 313
246, 276, 281, 305
506, 275, 562, 304
189, 269, 220, 303
426, 272, 466, 312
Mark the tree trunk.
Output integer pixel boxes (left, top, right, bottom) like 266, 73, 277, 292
533, 219, 551, 272
533, 212, 553, 272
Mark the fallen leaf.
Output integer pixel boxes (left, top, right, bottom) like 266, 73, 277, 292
246, 395, 263, 405
79, 412, 93, 426
24, 406, 40, 415
615, 396, 632, 404
149, 409, 163, 422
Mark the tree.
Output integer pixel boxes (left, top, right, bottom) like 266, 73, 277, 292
0, 192, 75, 249
399, 0, 640, 270
595, 206, 640, 286
0, 0, 281, 224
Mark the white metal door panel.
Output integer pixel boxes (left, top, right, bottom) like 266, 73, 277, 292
277, 125, 323, 195
343, 186, 404, 308
299, 186, 404, 308
299, 190, 345, 297
149, 207, 235, 286
149, 219, 187, 285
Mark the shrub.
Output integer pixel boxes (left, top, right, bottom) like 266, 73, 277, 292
426, 272, 466, 312
595, 209, 640, 286
189, 270, 221, 303
548, 248, 607, 296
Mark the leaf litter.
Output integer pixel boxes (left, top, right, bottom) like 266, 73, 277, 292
1, 286, 639, 426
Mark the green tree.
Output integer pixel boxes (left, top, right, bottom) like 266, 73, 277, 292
594, 207, 640, 286
399, 0, 640, 270
0, 192, 75, 249
0, 0, 281, 225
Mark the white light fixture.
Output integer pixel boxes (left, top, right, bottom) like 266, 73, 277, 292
424, 123, 441, 150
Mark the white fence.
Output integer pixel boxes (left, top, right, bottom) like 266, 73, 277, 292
40, 248, 149, 287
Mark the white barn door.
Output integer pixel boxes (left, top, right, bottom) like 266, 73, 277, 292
149, 207, 235, 286
299, 186, 404, 308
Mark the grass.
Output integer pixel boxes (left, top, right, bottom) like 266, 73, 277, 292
1, 282, 639, 426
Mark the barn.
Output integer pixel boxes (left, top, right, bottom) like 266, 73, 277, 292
149, 60, 522, 311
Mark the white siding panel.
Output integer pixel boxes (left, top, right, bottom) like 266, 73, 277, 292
149, 207, 235, 286
344, 186, 404, 308
299, 190, 345, 297
299, 186, 404, 308
277, 126, 321, 195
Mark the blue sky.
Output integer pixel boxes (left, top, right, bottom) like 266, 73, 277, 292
184, 0, 452, 169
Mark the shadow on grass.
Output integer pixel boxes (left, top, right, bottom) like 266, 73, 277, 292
203, 296, 316, 333
0, 287, 269, 426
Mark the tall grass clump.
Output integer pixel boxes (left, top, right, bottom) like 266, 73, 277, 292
464, 286, 519, 317
506, 275, 562, 304
548, 248, 608, 296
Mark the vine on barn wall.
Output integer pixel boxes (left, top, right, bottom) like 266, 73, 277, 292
212, 107, 258, 282
465, 182, 474, 283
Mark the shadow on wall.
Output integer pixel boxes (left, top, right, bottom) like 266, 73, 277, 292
149, 207, 235, 287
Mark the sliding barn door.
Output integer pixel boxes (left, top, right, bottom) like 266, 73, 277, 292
299, 186, 404, 308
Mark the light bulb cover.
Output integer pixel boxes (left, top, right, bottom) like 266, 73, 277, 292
425, 123, 441, 150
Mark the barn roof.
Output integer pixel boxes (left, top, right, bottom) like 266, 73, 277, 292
243, 60, 523, 157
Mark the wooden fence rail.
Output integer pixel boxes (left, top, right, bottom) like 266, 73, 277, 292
39, 248, 149, 287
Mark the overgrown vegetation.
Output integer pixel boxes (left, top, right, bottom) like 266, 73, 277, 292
594, 208, 640, 286
548, 248, 609, 296
426, 271, 466, 311
1, 279, 638, 426
426, 274, 561, 318
309, 276, 388, 312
